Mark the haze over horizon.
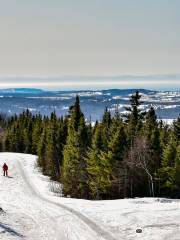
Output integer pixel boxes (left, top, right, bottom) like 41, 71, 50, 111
0, 1, 179, 90
0, 74, 179, 91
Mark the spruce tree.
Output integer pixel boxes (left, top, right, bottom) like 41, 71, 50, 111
108, 126, 127, 198
45, 114, 60, 180
158, 137, 177, 196
32, 115, 42, 154
125, 91, 145, 142
144, 106, 157, 139
23, 120, 33, 153
62, 96, 89, 198
173, 117, 180, 143
173, 145, 180, 196
56, 117, 68, 168
101, 108, 112, 149
87, 124, 112, 199
37, 125, 47, 174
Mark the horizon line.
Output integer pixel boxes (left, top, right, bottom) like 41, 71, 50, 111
0, 87, 178, 93
0, 73, 180, 79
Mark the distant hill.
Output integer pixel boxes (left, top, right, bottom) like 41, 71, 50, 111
0, 88, 156, 96
0, 88, 179, 121
0, 88, 45, 94
102, 89, 156, 96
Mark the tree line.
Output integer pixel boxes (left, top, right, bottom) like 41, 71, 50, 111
0, 91, 180, 200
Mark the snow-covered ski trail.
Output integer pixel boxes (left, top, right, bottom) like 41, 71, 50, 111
2, 153, 180, 240
17, 157, 116, 240
0, 154, 67, 240
0, 153, 116, 240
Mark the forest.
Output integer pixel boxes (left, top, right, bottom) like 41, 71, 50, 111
0, 91, 180, 200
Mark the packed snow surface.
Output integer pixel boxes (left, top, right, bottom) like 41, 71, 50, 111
0, 153, 180, 240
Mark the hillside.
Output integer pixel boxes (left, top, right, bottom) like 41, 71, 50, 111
0, 88, 179, 121
1, 153, 180, 240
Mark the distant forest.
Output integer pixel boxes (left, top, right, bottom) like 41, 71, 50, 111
0, 91, 180, 200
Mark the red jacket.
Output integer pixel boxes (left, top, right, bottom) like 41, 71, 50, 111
3, 164, 8, 171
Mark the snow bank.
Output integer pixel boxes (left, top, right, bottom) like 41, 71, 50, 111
22, 153, 180, 240
1, 152, 180, 240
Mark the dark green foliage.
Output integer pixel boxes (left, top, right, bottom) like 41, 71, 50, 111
1, 93, 180, 200
173, 117, 180, 143
32, 114, 43, 154
62, 96, 89, 198
108, 125, 127, 198
124, 91, 146, 143
173, 145, 180, 196
37, 125, 47, 174
124, 91, 146, 123
87, 124, 112, 199
157, 137, 177, 196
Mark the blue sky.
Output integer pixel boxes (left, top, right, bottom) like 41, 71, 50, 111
0, 1, 179, 90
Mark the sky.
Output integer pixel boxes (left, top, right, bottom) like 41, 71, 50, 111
0, 0, 179, 90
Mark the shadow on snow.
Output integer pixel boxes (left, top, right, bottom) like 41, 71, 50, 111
0, 222, 24, 238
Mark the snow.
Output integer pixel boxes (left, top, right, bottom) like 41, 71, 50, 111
163, 105, 178, 109
61, 106, 69, 110
65, 92, 103, 97
161, 119, 175, 125
27, 97, 72, 100
1, 153, 180, 240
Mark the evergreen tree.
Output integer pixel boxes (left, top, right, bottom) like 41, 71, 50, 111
62, 96, 89, 198
173, 117, 180, 143
108, 126, 127, 198
158, 137, 177, 196
69, 95, 83, 131
87, 124, 112, 199
23, 120, 33, 153
43, 112, 61, 180
32, 115, 42, 154
144, 106, 157, 139
125, 91, 146, 142
101, 108, 112, 149
37, 125, 47, 174
144, 107, 161, 194
56, 117, 68, 168
173, 145, 180, 196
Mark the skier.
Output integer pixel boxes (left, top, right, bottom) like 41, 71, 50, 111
3, 163, 8, 176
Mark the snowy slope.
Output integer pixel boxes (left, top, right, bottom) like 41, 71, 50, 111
1, 153, 180, 240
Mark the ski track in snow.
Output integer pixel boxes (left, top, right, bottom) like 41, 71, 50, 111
17, 158, 115, 240
0, 154, 66, 240
1, 153, 180, 240
0, 153, 115, 240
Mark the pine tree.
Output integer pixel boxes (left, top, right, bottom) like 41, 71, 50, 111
101, 108, 112, 149
125, 91, 146, 142
32, 115, 42, 154
23, 120, 33, 153
108, 126, 127, 198
158, 137, 177, 196
173, 117, 180, 143
44, 113, 60, 180
144, 106, 157, 139
56, 117, 68, 168
62, 96, 89, 198
86, 124, 112, 199
173, 145, 180, 196
0, 139, 3, 152
110, 110, 123, 136
37, 125, 47, 174
69, 95, 83, 131
144, 107, 161, 195
4, 130, 11, 151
